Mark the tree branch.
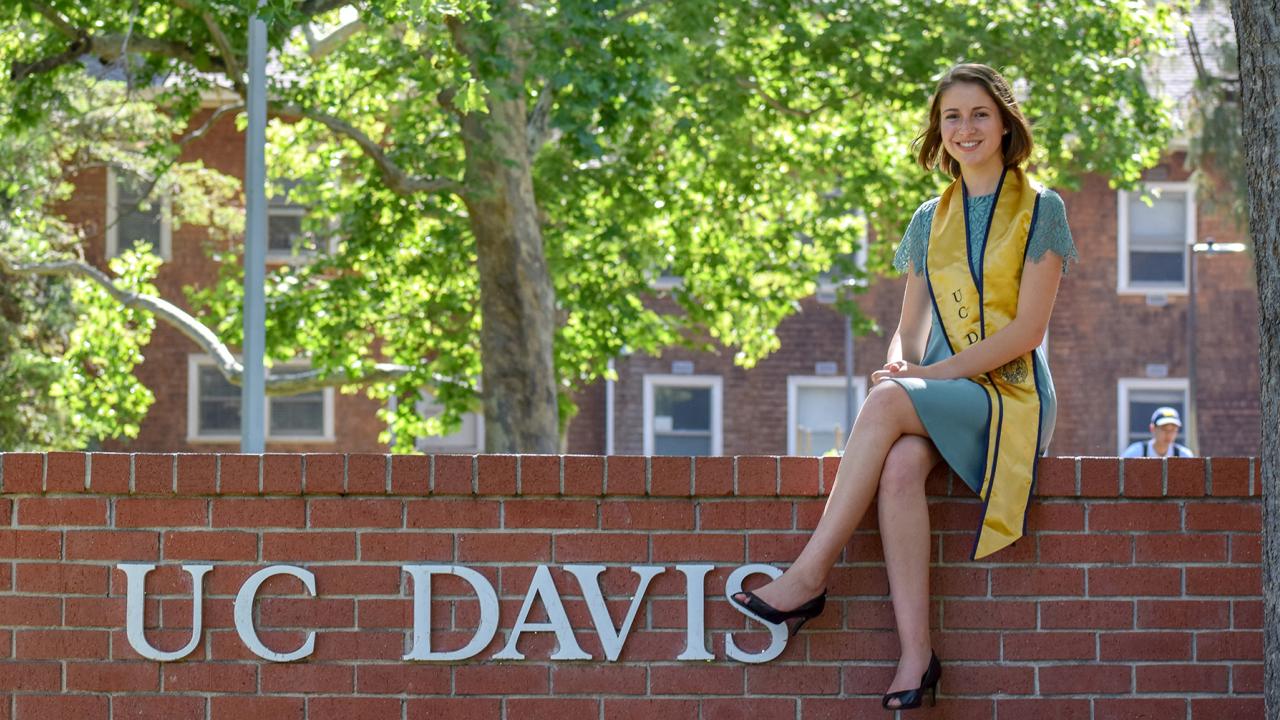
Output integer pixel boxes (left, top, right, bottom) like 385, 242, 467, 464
306, 19, 367, 59
0, 245, 416, 396
32, 3, 78, 39
527, 79, 560, 158
174, 0, 244, 91
734, 76, 830, 119
610, 0, 661, 23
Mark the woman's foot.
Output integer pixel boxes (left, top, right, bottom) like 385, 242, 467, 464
883, 650, 938, 709
731, 571, 825, 614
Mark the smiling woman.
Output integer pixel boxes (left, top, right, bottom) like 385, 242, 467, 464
731, 63, 1078, 712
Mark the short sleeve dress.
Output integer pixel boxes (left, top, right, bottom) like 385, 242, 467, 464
890, 189, 1077, 495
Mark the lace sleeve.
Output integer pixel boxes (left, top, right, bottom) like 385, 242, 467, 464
1028, 189, 1078, 275
893, 198, 940, 276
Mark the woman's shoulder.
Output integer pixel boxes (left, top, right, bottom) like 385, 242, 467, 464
1036, 187, 1067, 213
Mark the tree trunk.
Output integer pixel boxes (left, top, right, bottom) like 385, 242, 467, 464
1230, 0, 1280, 714
459, 93, 560, 454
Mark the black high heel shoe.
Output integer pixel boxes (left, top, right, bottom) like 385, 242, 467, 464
729, 589, 827, 636
882, 652, 942, 711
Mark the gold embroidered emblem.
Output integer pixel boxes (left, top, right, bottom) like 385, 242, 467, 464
997, 357, 1029, 385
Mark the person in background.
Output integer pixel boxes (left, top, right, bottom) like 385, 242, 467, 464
1122, 407, 1195, 458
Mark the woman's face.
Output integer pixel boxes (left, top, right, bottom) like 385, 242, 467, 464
938, 82, 1006, 176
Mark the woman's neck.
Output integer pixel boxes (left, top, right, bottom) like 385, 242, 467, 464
961, 163, 1003, 196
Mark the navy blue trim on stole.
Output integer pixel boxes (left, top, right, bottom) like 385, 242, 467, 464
962, 181, 980, 290
1022, 350, 1047, 536
1025, 192, 1043, 259
922, 256, 957, 356
981, 373, 1006, 502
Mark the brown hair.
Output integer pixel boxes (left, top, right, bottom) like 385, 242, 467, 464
914, 64, 1033, 178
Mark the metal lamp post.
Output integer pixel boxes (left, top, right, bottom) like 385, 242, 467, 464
241, 9, 267, 452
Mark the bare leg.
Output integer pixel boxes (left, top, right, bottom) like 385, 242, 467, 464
738, 382, 929, 611
877, 436, 941, 706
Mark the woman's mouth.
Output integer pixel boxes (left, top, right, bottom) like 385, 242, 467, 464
954, 140, 982, 152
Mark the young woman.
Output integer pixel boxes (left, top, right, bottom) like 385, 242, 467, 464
732, 64, 1076, 710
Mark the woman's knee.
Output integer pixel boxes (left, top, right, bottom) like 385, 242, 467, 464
878, 437, 935, 499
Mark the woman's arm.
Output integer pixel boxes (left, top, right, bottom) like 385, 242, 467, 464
884, 252, 1063, 382
874, 268, 933, 386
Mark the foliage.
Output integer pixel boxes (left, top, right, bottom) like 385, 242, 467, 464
3, 0, 1179, 450
1184, 2, 1248, 229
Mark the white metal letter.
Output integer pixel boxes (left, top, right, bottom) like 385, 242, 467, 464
564, 565, 663, 662
493, 564, 590, 660
674, 564, 714, 661
724, 564, 788, 663
119, 563, 212, 662
402, 565, 499, 661
234, 565, 316, 662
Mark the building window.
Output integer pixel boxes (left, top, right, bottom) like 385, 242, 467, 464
1117, 378, 1189, 453
106, 168, 172, 260
643, 375, 723, 456
1117, 182, 1196, 294
411, 392, 485, 453
787, 376, 866, 456
187, 355, 334, 442
267, 180, 323, 262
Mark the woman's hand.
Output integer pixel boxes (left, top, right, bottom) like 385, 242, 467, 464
871, 360, 936, 386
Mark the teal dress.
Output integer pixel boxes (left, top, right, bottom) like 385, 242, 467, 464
890, 189, 1077, 494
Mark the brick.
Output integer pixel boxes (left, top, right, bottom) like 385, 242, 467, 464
117, 497, 208, 527
552, 665, 647, 695
1087, 567, 1181, 597
261, 663, 353, 693
991, 567, 1084, 596
505, 699, 600, 720
820, 455, 840, 494
1135, 533, 1228, 563
65, 661, 159, 691
259, 597, 353, 628
1087, 501, 1180, 531
1, 453, 42, 493
1166, 457, 1207, 496
218, 454, 261, 495
1231, 663, 1263, 693
263, 532, 356, 561
1002, 631, 1096, 660
66, 530, 158, 561
942, 663, 1034, 694
519, 454, 561, 495
563, 455, 604, 496
650, 456, 691, 496
1190, 698, 1265, 719
605, 456, 646, 495
1185, 501, 1261, 531
1026, 502, 1084, 530
779, 456, 821, 496
554, 533, 648, 563
1209, 457, 1251, 496
0, 597, 60, 627
163, 663, 257, 692
943, 600, 1037, 629
175, 453, 217, 495
45, 451, 86, 492
601, 699, 699, 720
359, 532, 453, 562
601, 500, 694, 530
650, 665, 743, 694
996, 699, 1091, 720
1137, 600, 1230, 629
746, 532, 810, 564
15, 629, 110, 659
1079, 457, 1119, 496
746, 664, 840, 694
1187, 567, 1262, 597
406, 498, 501, 528
1234, 599, 1263, 628
17, 497, 108, 526
0, 661, 61, 691
737, 456, 778, 496
211, 498, 305, 528
0, 530, 60, 558
699, 500, 792, 530
457, 532, 550, 562
304, 453, 346, 494
1035, 457, 1076, 496
311, 565, 403, 596
431, 454, 474, 495
211, 697, 304, 720
66, 597, 123, 627
262, 453, 303, 495
476, 454, 516, 494
1231, 534, 1262, 563
405, 699, 503, 718
311, 498, 403, 528
652, 533, 744, 562
163, 531, 257, 561
935, 630, 1001, 660
504, 499, 598, 529
92, 453, 133, 494
693, 456, 734, 497
1038, 533, 1132, 564
134, 453, 174, 494
1136, 663, 1229, 692
454, 665, 549, 694
702, 698, 796, 719
1040, 600, 1134, 629
1094, 698, 1186, 720
1099, 631, 1192, 660
113, 695, 206, 719
1196, 630, 1262, 660
15, 696, 108, 718
1040, 664, 1132, 694
356, 664, 451, 694
389, 454, 430, 495
345, 453, 387, 494
16, 563, 108, 594
1122, 458, 1163, 497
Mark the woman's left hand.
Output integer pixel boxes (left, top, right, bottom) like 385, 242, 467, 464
871, 360, 936, 386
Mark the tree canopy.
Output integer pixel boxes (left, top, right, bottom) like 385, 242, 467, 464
2, 0, 1179, 451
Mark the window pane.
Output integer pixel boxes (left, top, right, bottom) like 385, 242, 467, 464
1128, 192, 1186, 247
1129, 250, 1185, 284
795, 385, 853, 456
1128, 389, 1187, 446
116, 175, 162, 254
269, 392, 325, 436
268, 212, 305, 253
654, 434, 712, 455
198, 367, 240, 434
654, 386, 711, 432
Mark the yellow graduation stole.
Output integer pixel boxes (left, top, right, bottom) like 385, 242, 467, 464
926, 167, 1044, 559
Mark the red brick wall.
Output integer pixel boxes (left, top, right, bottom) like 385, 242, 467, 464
0, 452, 1263, 718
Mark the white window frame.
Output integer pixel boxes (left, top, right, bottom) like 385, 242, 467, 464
411, 391, 485, 453
186, 355, 335, 443
786, 375, 867, 456
1116, 181, 1196, 295
642, 374, 723, 456
106, 167, 173, 261
1116, 377, 1189, 455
